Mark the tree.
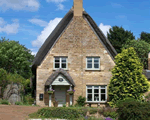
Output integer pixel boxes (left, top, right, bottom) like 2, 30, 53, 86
0, 37, 34, 79
107, 26, 135, 53
122, 39, 150, 69
108, 47, 149, 106
140, 32, 150, 44
0, 68, 10, 97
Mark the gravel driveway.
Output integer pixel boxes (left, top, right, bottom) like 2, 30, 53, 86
0, 105, 43, 120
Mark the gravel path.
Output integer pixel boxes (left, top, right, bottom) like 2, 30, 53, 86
0, 105, 43, 120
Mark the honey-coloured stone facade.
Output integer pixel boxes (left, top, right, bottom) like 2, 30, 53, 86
36, 15, 115, 107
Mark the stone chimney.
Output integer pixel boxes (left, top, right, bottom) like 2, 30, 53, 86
148, 52, 150, 70
73, 0, 83, 17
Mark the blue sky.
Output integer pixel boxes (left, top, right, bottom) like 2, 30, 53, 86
0, 0, 150, 55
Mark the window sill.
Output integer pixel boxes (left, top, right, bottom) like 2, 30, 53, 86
85, 69, 101, 71
85, 101, 107, 103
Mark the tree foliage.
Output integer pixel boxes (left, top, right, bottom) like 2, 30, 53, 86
122, 39, 150, 69
107, 26, 135, 53
108, 47, 149, 106
140, 31, 150, 44
0, 37, 34, 79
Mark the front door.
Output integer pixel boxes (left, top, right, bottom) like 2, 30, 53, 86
55, 86, 66, 107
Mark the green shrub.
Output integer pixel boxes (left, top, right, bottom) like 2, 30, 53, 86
103, 111, 118, 119
15, 101, 23, 105
23, 94, 34, 105
116, 98, 150, 120
1, 99, 9, 105
89, 108, 97, 114
63, 104, 66, 107
69, 105, 73, 107
36, 107, 86, 119
98, 107, 118, 119
76, 96, 86, 107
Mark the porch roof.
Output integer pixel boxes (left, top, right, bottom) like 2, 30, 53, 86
45, 68, 76, 86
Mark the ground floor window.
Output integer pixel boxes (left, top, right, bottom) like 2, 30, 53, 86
86, 85, 107, 102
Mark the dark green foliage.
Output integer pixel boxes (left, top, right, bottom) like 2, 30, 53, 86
0, 68, 9, 97
122, 39, 150, 69
108, 47, 149, 106
1, 99, 9, 105
140, 31, 150, 44
36, 107, 86, 119
15, 101, 23, 105
89, 108, 97, 114
116, 98, 150, 120
0, 37, 34, 79
107, 26, 135, 53
76, 96, 86, 107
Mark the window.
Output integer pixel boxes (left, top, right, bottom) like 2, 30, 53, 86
54, 57, 67, 69
86, 85, 107, 102
86, 57, 100, 70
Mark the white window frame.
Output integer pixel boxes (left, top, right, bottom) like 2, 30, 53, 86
86, 85, 107, 103
86, 57, 100, 70
54, 57, 68, 70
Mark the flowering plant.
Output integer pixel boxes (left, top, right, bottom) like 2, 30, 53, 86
47, 89, 55, 94
67, 89, 75, 95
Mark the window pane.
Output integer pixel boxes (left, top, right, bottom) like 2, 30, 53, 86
94, 89, 99, 93
62, 58, 66, 62
87, 89, 92, 93
101, 94, 106, 101
94, 94, 99, 101
55, 63, 59, 68
87, 58, 92, 62
87, 86, 92, 89
87, 64, 92, 68
101, 89, 105, 93
87, 94, 92, 101
94, 64, 99, 68
55, 58, 60, 62
94, 58, 99, 62
62, 64, 66, 68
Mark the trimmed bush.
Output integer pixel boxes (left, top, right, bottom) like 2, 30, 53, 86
0, 99, 9, 105
116, 98, 150, 120
89, 108, 97, 114
36, 107, 86, 119
15, 101, 23, 105
76, 96, 86, 107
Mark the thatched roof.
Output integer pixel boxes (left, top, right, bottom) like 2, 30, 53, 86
32, 9, 117, 72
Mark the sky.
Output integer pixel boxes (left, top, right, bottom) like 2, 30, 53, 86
0, 0, 150, 55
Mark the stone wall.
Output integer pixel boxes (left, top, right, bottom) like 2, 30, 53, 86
36, 16, 115, 106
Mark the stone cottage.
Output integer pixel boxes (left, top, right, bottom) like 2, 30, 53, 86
32, 0, 117, 107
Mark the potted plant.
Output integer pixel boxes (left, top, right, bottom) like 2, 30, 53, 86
67, 89, 75, 95
47, 89, 55, 94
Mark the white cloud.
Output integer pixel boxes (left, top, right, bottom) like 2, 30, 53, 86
32, 18, 62, 47
99, 23, 111, 37
46, 0, 66, 3
0, 0, 40, 11
28, 18, 48, 27
57, 3, 64, 10
0, 17, 6, 26
0, 18, 19, 34
46, 0, 66, 10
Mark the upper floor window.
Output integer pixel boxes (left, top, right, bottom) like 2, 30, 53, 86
86, 57, 100, 70
54, 57, 67, 69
